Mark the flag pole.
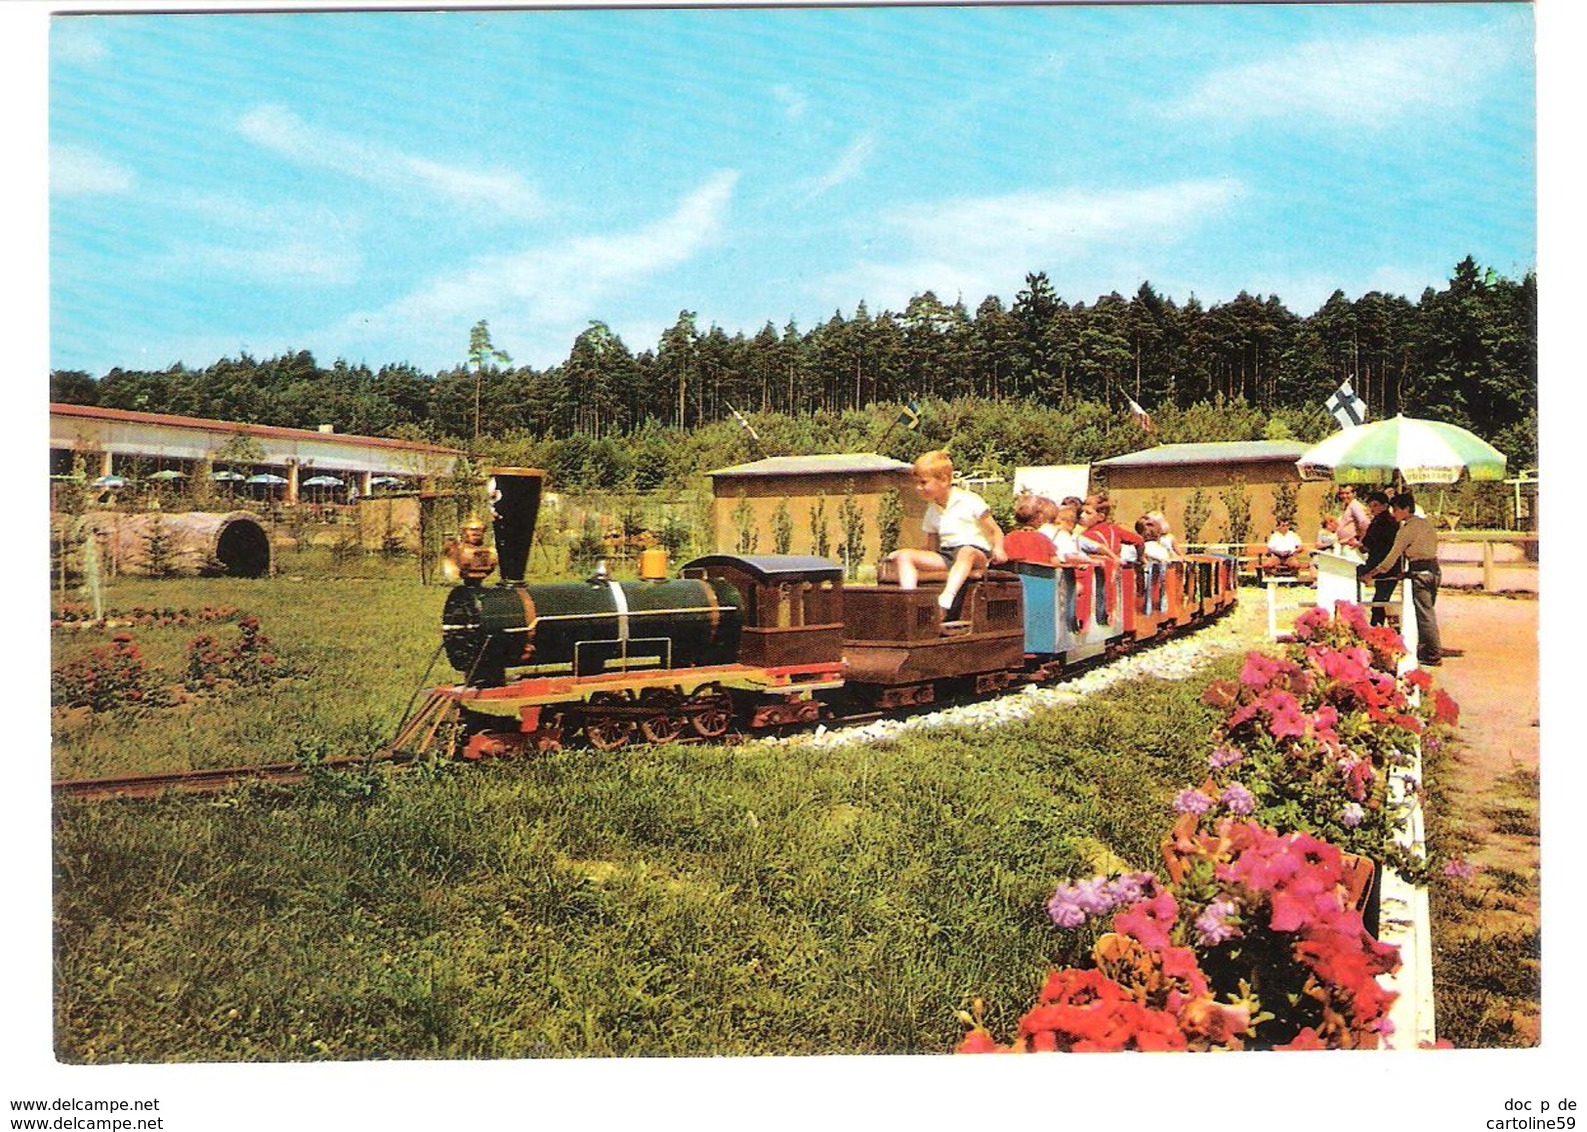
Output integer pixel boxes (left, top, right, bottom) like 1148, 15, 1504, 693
878, 396, 919, 449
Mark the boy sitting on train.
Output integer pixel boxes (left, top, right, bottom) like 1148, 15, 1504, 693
1146, 510, 1181, 559
1047, 502, 1092, 565
885, 449, 1006, 623
1078, 497, 1139, 561
1137, 516, 1170, 613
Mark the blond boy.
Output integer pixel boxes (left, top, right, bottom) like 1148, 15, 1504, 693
886, 450, 1005, 619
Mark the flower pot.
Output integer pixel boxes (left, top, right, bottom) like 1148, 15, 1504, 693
1160, 809, 1203, 885
1340, 852, 1374, 911
1345, 854, 1382, 938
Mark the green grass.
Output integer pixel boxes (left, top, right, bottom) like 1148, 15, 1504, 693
52, 572, 1230, 1060
51, 570, 446, 779
1421, 739, 1541, 1048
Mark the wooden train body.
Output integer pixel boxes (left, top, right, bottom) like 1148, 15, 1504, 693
399, 541, 1237, 759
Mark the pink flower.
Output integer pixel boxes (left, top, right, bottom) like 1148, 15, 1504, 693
1443, 858, 1477, 880
1113, 889, 1179, 951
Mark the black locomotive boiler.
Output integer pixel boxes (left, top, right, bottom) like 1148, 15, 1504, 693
390, 467, 1237, 759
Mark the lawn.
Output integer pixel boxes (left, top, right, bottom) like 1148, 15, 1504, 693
52, 561, 1228, 1059
51, 555, 446, 779
50, 566, 1526, 1059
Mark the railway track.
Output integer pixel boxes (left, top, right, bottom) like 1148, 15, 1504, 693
50, 669, 1132, 804
51, 752, 417, 803
53, 606, 1244, 804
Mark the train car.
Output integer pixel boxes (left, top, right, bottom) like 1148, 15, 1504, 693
1013, 558, 1126, 667
388, 468, 1238, 760
842, 568, 1027, 707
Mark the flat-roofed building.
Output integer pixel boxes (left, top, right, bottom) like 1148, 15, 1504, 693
704, 453, 925, 574
50, 403, 463, 503
1092, 440, 1333, 547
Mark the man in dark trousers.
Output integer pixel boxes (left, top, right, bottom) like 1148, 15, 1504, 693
1362, 491, 1442, 665
1356, 490, 1399, 627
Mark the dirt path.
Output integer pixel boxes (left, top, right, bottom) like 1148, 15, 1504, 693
1420, 590, 1541, 1046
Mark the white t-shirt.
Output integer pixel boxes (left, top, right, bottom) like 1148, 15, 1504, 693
923, 487, 991, 552
1267, 529, 1303, 556
1050, 528, 1082, 558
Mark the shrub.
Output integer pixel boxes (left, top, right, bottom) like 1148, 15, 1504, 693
184, 616, 284, 690
51, 633, 170, 711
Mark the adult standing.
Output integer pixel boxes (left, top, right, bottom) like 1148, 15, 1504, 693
1362, 491, 1442, 665
1333, 484, 1371, 559
1355, 490, 1399, 627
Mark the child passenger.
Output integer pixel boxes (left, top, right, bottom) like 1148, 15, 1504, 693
1146, 511, 1180, 559
885, 450, 1006, 620
1047, 503, 1090, 563
1003, 495, 1060, 565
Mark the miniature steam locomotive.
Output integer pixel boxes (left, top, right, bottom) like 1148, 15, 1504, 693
392, 468, 1238, 759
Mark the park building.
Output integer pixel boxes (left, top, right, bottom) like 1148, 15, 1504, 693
49, 402, 463, 504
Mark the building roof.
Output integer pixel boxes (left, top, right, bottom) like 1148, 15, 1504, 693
705, 453, 912, 478
1093, 440, 1310, 469
50, 402, 463, 457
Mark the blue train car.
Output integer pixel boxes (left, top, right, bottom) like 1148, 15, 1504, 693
1012, 560, 1124, 664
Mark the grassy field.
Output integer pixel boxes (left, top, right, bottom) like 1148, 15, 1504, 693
50, 564, 1531, 1059
54, 674, 1222, 1060
51, 554, 445, 779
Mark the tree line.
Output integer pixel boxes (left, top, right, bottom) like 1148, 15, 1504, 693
51, 255, 1535, 490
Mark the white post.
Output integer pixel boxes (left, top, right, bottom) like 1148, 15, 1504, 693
1313, 549, 1360, 615
1398, 576, 1419, 674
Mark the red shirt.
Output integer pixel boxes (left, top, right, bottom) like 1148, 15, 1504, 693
1082, 522, 1145, 557
1003, 528, 1058, 565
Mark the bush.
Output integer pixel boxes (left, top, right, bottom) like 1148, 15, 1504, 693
51, 634, 170, 711
185, 616, 284, 690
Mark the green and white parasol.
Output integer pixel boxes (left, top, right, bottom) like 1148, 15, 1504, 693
1296, 414, 1507, 485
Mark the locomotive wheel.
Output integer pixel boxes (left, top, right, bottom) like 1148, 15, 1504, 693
638, 688, 687, 744
685, 685, 734, 739
584, 691, 635, 751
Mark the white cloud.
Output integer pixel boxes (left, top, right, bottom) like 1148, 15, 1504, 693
182, 240, 360, 286
138, 191, 363, 287
51, 143, 132, 196
893, 179, 1240, 261
801, 133, 877, 199
238, 104, 544, 219
331, 170, 740, 365
52, 20, 108, 66
772, 84, 809, 121
827, 178, 1242, 311
1171, 32, 1497, 128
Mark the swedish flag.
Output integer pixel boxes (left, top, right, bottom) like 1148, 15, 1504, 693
895, 399, 921, 431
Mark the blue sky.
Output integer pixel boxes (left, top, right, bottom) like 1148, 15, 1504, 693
48, 3, 1536, 379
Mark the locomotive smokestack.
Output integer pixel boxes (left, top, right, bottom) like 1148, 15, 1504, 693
487, 467, 544, 584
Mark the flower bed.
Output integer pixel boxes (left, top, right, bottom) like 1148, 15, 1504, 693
51, 603, 239, 630
958, 602, 1459, 1053
51, 615, 288, 712
49, 633, 172, 712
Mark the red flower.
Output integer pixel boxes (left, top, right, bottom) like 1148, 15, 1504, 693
955, 1028, 1005, 1054
1276, 1026, 1328, 1051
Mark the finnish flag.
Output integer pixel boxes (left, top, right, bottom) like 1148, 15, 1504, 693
1327, 380, 1368, 429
